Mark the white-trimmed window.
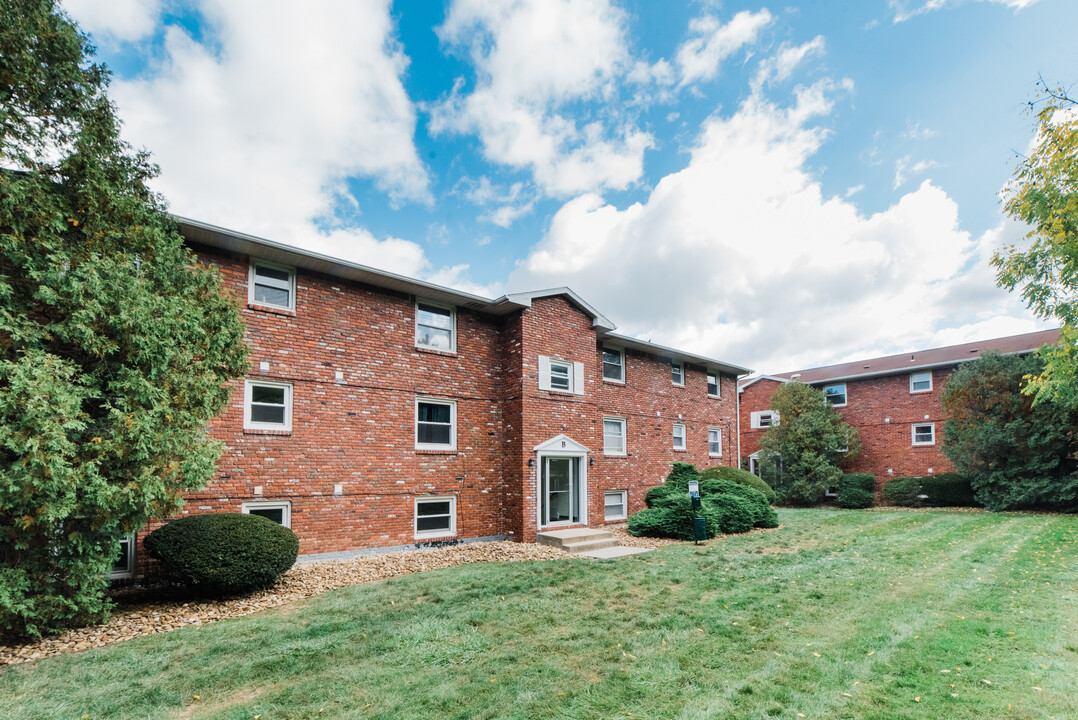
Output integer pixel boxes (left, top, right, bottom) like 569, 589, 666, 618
671, 361, 685, 386
603, 417, 627, 455
602, 347, 625, 383
604, 490, 628, 521
708, 427, 722, 457
242, 500, 292, 528
248, 260, 296, 311
912, 423, 935, 446
415, 301, 456, 352
538, 356, 584, 395
416, 398, 456, 450
673, 423, 686, 450
823, 383, 847, 407
750, 410, 779, 429
910, 371, 933, 393
111, 533, 135, 579
415, 495, 456, 538
244, 380, 293, 431
707, 373, 720, 397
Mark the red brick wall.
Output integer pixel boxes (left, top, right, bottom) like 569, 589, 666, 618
738, 369, 955, 493
135, 246, 740, 564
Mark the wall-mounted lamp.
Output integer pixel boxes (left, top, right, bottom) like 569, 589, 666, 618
589, 456, 595, 466
527, 458, 535, 467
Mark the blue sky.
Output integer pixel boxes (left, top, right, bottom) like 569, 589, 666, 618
63, 0, 1076, 372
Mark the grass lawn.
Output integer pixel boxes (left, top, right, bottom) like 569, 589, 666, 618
3, 509, 1077, 720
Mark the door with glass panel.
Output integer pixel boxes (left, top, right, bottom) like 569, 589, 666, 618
542, 457, 580, 526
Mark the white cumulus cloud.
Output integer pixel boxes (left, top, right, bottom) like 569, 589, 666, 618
63, 0, 162, 43
509, 77, 1041, 372
429, 0, 653, 197
676, 9, 773, 87
102, 0, 438, 280
890, 0, 1039, 23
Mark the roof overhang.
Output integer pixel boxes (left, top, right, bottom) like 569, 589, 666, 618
601, 331, 752, 376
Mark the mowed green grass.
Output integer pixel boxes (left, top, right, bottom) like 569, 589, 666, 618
3, 510, 1077, 720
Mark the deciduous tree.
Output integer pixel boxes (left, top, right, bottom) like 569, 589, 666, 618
994, 80, 1078, 407
757, 382, 860, 506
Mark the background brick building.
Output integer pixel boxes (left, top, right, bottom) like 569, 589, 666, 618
737, 329, 1059, 493
118, 217, 749, 574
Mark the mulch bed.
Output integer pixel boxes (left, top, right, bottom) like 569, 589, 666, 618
0, 540, 568, 667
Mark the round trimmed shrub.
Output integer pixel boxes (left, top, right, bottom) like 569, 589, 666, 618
628, 495, 714, 540
836, 473, 876, 509
711, 493, 757, 534
883, 477, 923, 507
921, 473, 978, 507
699, 466, 776, 502
644, 484, 678, 508
836, 488, 875, 509
144, 513, 299, 597
663, 461, 702, 492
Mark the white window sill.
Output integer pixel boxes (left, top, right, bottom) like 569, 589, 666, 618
709, 453, 722, 458
911, 442, 935, 447
910, 390, 932, 395
415, 531, 457, 540
415, 345, 457, 357
673, 447, 688, 452
415, 446, 457, 454
604, 516, 627, 522
602, 378, 625, 385
603, 452, 628, 457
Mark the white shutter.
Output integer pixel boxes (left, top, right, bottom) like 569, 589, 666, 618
538, 355, 552, 391
572, 362, 585, 395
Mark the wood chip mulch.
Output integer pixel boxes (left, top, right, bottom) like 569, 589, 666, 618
0, 541, 568, 667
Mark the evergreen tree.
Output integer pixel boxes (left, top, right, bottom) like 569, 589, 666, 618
758, 381, 860, 506
941, 351, 1078, 511
1, 0, 248, 637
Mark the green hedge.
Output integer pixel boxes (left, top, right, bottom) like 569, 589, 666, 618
699, 465, 776, 502
628, 465, 778, 540
836, 473, 876, 509
144, 513, 299, 597
883, 477, 923, 506
921, 474, 979, 507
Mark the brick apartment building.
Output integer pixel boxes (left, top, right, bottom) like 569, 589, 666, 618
112, 218, 751, 577
737, 329, 1059, 493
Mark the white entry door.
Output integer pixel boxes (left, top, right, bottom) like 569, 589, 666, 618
542, 456, 580, 526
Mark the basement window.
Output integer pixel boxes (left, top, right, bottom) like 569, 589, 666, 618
415, 496, 456, 538
111, 534, 135, 579
604, 490, 628, 521
242, 500, 292, 528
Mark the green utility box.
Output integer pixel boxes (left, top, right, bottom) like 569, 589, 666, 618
693, 517, 707, 543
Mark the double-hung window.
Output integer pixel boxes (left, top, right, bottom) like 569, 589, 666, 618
708, 427, 722, 456
538, 356, 584, 394
416, 399, 456, 450
604, 490, 628, 521
242, 500, 292, 528
912, 423, 935, 446
244, 380, 293, 431
248, 260, 296, 311
415, 302, 456, 352
673, 423, 686, 450
823, 383, 847, 407
602, 347, 625, 383
910, 371, 932, 393
671, 361, 685, 386
707, 373, 720, 397
750, 410, 778, 429
603, 417, 627, 455
415, 496, 456, 538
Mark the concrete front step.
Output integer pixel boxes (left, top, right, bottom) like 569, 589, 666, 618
536, 528, 618, 554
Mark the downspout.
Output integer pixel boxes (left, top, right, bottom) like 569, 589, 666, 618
736, 373, 744, 469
